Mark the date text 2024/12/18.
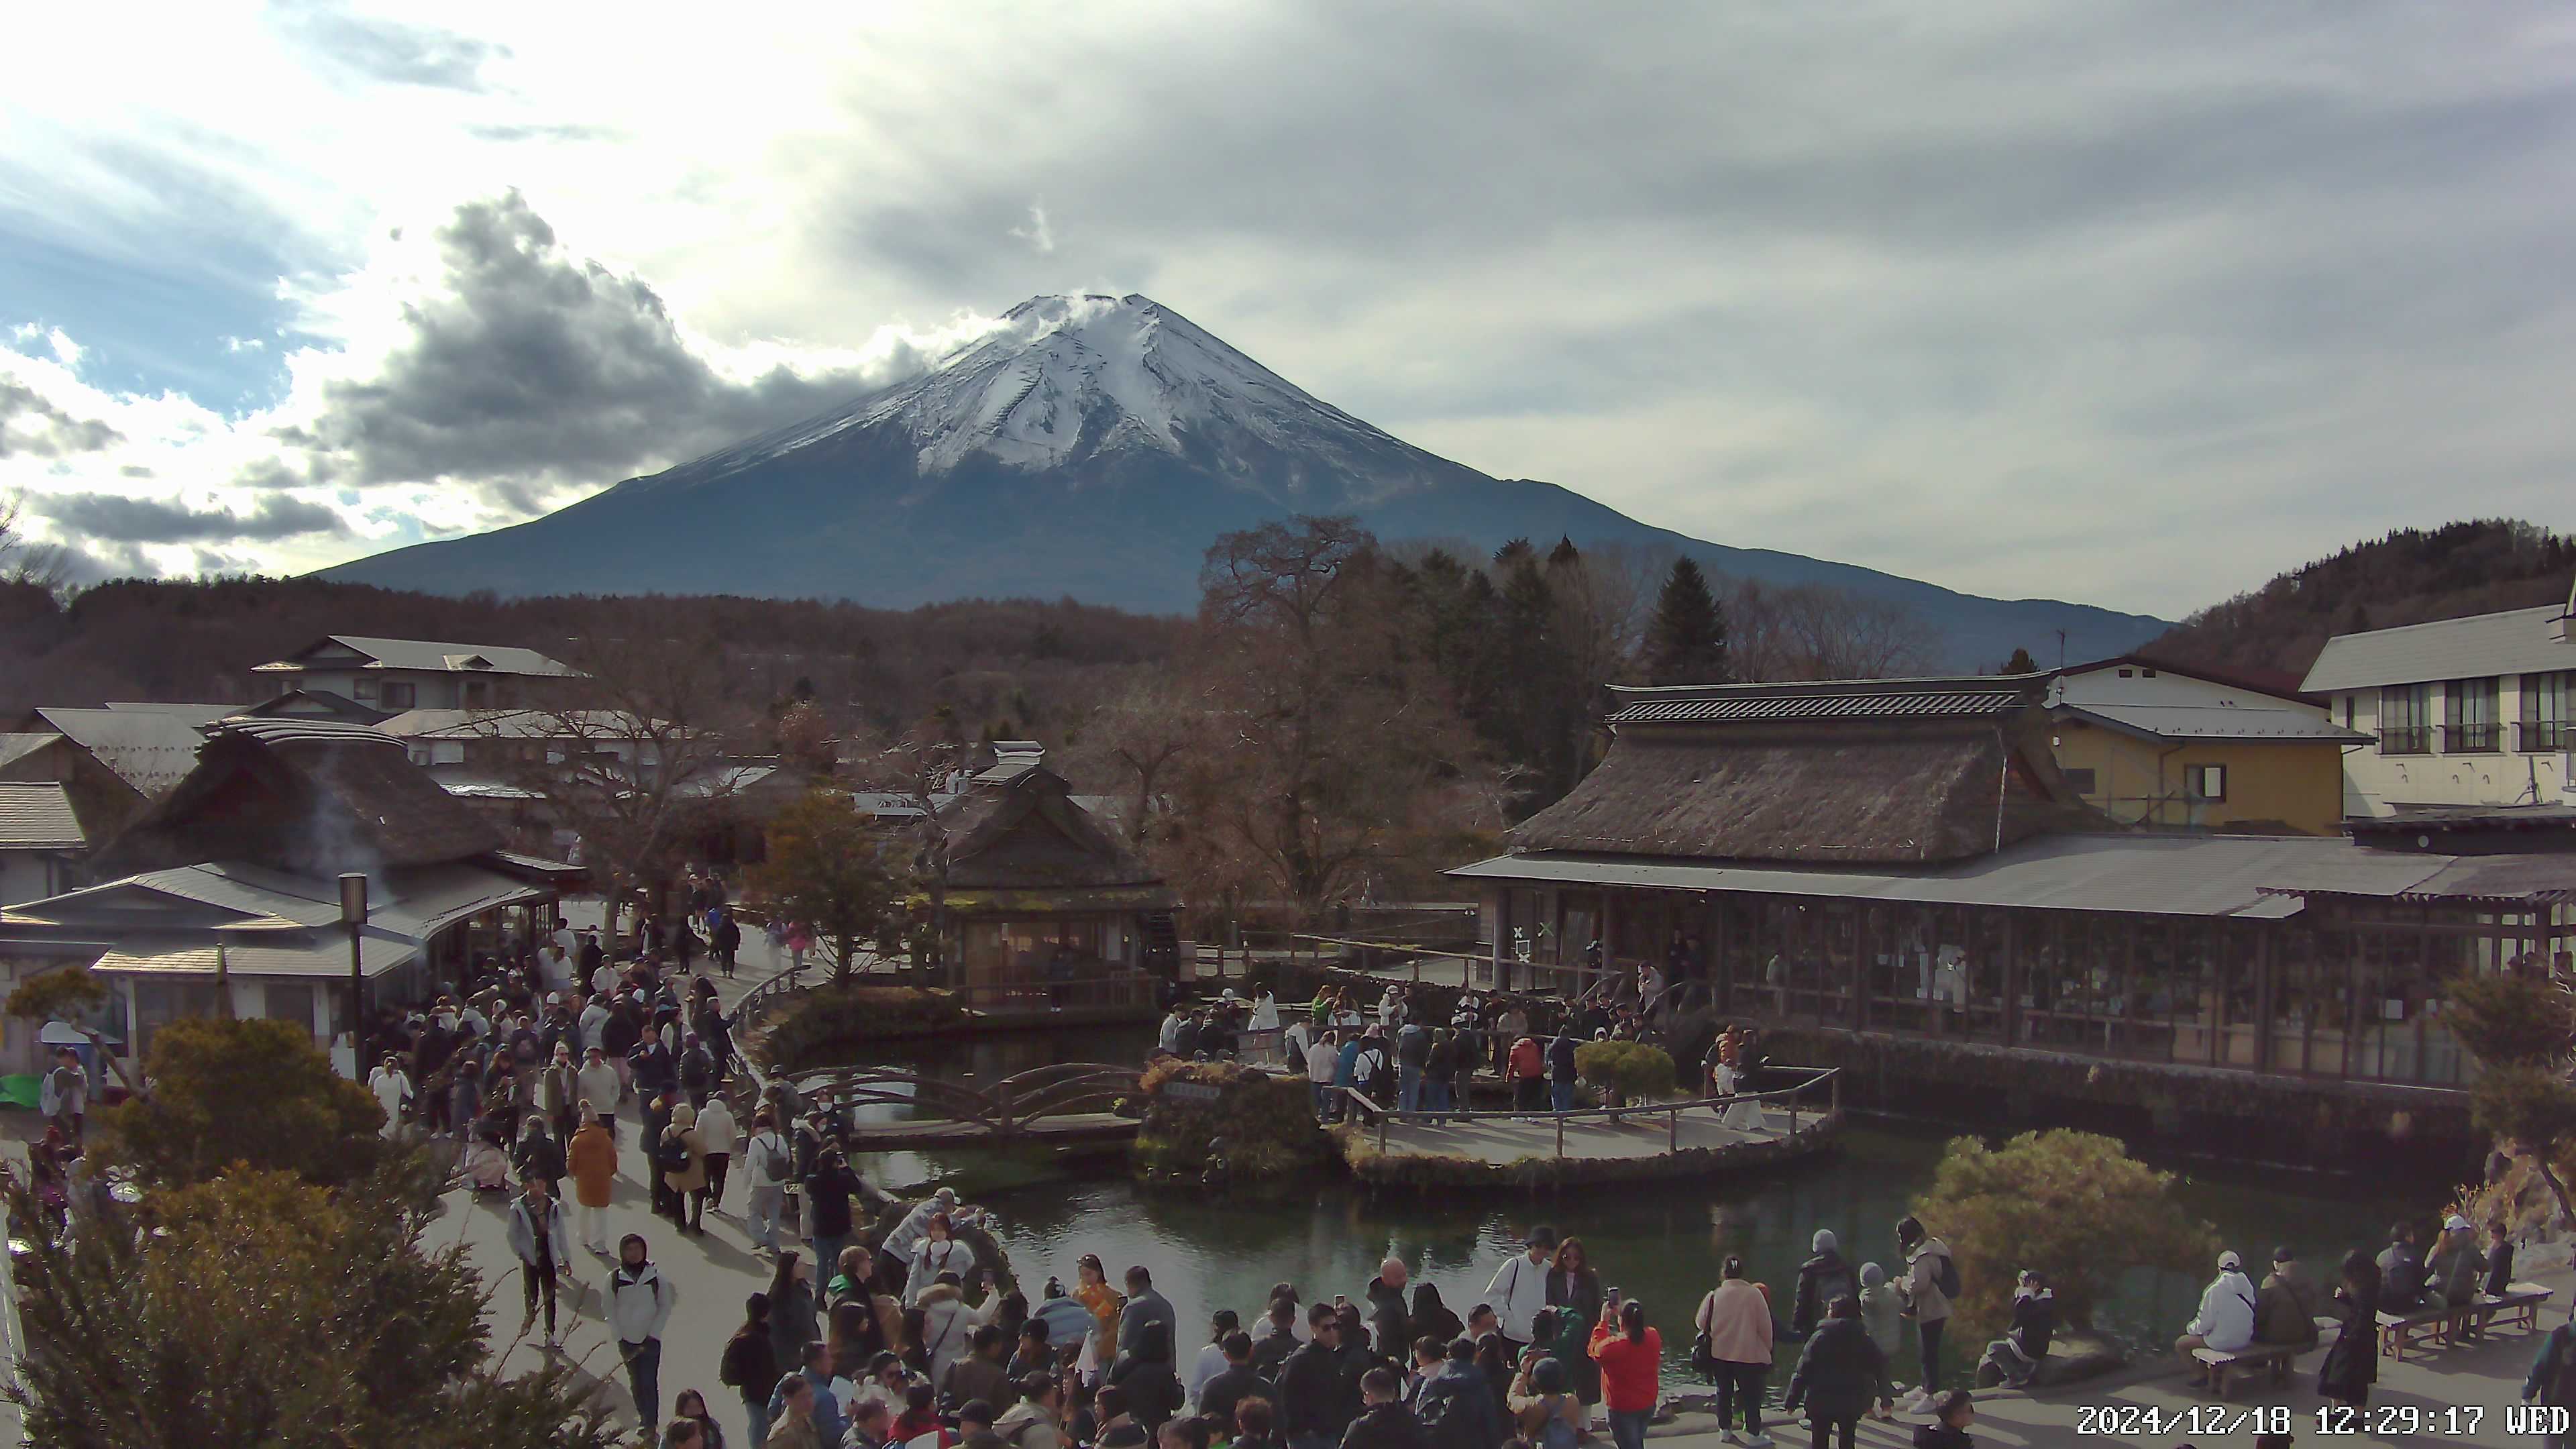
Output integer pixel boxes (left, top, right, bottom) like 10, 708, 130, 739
2078, 1403, 2530, 1437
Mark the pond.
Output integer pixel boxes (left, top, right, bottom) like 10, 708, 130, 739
810, 1028, 2422, 1387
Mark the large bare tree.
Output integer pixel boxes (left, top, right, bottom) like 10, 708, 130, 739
1173, 517, 1500, 918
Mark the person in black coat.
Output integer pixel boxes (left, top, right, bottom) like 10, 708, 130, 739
1338, 1367, 1428, 1449
1278, 1305, 1360, 1444
2316, 1249, 2381, 1412
1793, 1230, 1858, 1340
1408, 1285, 1464, 1352
1784, 1296, 1892, 1449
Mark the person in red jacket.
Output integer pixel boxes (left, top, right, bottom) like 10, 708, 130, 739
1587, 1299, 1662, 1449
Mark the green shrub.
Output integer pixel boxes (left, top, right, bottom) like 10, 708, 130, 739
2448, 974, 2576, 1069
1574, 1040, 1675, 1104
1913, 1128, 2217, 1336
1132, 1059, 1325, 1181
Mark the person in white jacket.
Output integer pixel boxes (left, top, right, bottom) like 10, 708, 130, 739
1483, 1225, 1558, 1348
2177, 1250, 2259, 1382
368, 1055, 413, 1136
609, 1233, 678, 1432
743, 1108, 794, 1256
693, 1093, 738, 1210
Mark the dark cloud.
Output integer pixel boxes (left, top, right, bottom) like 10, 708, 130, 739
277, 3, 508, 91
0, 377, 121, 459
298, 191, 906, 492
40, 492, 345, 543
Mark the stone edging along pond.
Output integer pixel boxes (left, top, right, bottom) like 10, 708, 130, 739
1334, 1109, 1845, 1190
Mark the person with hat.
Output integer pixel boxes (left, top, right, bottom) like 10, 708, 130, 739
2177, 1251, 2259, 1387
1483, 1227, 1557, 1356
2432, 1215, 2487, 1334
2254, 1246, 2320, 1350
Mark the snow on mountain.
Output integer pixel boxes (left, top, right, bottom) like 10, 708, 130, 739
323, 292, 2171, 669
683, 292, 1456, 505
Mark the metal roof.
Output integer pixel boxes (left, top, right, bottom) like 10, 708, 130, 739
28, 708, 209, 796
92, 934, 417, 979
205, 717, 402, 748
2301, 604, 2576, 693
1445, 833, 2500, 918
0, 783, 85, 850
0, 733, 58, 771
254, 635, 578, 677
101, 702, 244, 724
2052, 702, 2370, 743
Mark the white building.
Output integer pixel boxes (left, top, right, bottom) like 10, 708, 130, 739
252, 635, 578, 713
2300, 596, 2576, 817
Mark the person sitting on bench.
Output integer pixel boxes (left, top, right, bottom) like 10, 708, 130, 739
2377, 1224, 2436, 1313
2254, 1246, 2321, 1350
2179, 1251, 2259, 1387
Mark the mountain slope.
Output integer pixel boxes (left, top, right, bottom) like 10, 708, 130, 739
2146, 520, 2576, 678
325, 293, 2167, 668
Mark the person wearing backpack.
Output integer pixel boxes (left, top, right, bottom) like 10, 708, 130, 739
1893, 1217, 1955, 1415
2523, 1306, 2576, 1448
724, 1292, 784, 1443
1793, 1230, 1856, 1342
745, 1108, 794, 1257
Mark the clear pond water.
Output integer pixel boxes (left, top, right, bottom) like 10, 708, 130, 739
810, 1027, 2426, 1387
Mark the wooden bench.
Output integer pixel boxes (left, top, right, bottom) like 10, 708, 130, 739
2192, 1341, 2304, 1399
2377, 1283, 2555, 1360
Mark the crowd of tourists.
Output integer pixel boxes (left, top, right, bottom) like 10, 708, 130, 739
1157, 983, 1780, 1124
537, 1195, 1994, 1449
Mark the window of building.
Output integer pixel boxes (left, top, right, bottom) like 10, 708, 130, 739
2186, 763, 2226, 801
2524, 671, 2571, 752
2061, 767, 2098, 794
351, 676, 378, 700
2445, 677, 2500, 752
262, 981, 317, 1042
2379, 684, 2431, 754
379, 680, 417, 710
462, 680, 491, 708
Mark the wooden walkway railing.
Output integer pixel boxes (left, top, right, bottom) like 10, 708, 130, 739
789, 1062, 1144, 1139
1334, 1064, 1842, 1158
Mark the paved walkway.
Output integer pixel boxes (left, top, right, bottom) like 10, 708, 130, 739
1648, 1261, 2571, 1447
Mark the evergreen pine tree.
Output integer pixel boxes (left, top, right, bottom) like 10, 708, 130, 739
2000, 646, 2041, 674
1643, 557, 1730, 684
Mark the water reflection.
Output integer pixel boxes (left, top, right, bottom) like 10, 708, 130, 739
814, 1031, 2415, 1382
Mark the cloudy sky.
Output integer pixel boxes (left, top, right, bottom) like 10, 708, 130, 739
5, 1, 2571, 616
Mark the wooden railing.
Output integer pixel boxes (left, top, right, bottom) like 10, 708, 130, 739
1334, 1064, 1841, 1158
788, 1061, 1144, 1137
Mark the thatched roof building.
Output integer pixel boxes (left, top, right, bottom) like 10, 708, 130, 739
97, 718, 503, 877
928, 753, 1176, 988
1510, 676, 2090, 865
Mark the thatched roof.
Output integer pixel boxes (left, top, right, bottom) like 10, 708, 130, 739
937, 763, 1163, 892
95, 718, 503, 877
1514, 676, 2088, 866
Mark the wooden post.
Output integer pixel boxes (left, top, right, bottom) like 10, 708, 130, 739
1788, 1096, 1799, 1138
1831, 1069, 1841, 1118
1556, 1110, 1566, 1160
1377, 1099, 1387, 1155
1668, 1105, 1678, 1154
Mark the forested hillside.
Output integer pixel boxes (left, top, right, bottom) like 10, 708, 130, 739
0, 574, 1187, 735
2146, 521, 2574, 679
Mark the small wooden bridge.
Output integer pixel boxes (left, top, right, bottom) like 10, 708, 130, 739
789, 1063, 1145, 1150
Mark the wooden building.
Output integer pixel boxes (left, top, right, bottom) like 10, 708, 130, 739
931, 752, 1179, 990
0, 719, 579, 1079
1451, 676, 2576, 1148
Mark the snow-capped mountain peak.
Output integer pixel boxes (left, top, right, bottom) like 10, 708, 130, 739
741, 292, 1411, 478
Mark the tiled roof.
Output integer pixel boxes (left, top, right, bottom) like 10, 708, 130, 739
0, 783, 85, 850
1608, 677, 2035, 725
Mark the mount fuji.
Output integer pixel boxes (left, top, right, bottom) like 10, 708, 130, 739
324, 293, 2166, 665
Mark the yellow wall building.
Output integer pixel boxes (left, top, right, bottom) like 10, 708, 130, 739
2046, 658, 2365, 836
